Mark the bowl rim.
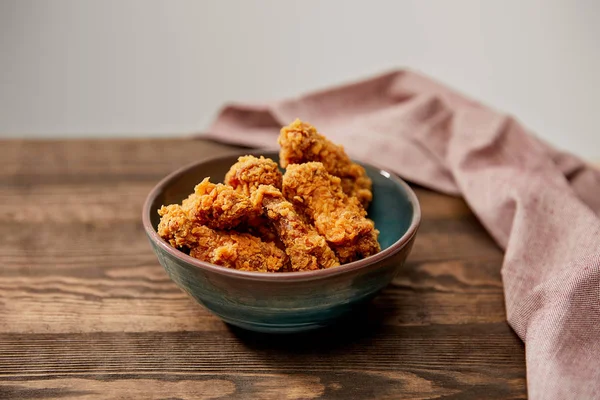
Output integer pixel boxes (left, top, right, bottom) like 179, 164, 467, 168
142, 149, 421, 282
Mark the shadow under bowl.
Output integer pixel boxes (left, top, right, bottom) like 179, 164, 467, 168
142, 151, 421, 333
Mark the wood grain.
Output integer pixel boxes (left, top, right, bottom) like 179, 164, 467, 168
0, 139, 526, 399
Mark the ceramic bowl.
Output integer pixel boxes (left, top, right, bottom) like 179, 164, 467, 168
143, 151, 420, 333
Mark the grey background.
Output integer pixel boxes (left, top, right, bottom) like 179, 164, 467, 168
1, 0, 598, 158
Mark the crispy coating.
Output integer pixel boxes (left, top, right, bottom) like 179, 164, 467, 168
181, 178, 258, 230
251, 185, 339, 271
224, 156, 284, 242
278, 119, 373, 208
182, 178, 278, 244
157, 204, 288, 272
282, 162, 380, 263
225, 155, 283, 196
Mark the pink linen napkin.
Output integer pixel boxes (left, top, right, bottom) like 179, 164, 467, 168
203, 70, 600, 399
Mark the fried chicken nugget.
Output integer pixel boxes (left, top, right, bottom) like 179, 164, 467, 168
278, 119, 373, 208
225, 155, 283, 196
157, 204, 288, 272
224, 156, 286, 243
182, 177, 279, 243
251, 185, 339, 271
282, 162, 380, 263
181, 178, 258, 230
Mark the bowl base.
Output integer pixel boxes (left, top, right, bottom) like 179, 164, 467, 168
212, 291, 382, 334
222, 317, 330, 334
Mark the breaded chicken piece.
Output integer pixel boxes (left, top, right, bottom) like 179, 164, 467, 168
181, 178, 258, 230
157, 204, 288, 272
182, 178, 277, 244
282, 162, 380, 263
225, 155, 283, 196
251, 185, 339, 271
278, 119, 373, 208
224, 157, 285, 243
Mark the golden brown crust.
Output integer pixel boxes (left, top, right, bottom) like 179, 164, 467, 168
224, 156, 284, 242
225, 155, 283, 196
278, 119, 373, 208
251, 185, 339, 271
180, 178, 259, 230
282, 162, 380, 263
157, 204, 288, 272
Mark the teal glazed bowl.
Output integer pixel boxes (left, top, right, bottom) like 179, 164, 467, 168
142, 151, 420, 333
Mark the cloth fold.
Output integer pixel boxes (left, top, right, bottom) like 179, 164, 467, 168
204, 70, 600, 399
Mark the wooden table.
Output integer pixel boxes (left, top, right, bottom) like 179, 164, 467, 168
0, 139, 526, 399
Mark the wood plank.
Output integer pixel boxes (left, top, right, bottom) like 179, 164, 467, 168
0, 257, 506, 334
0, 371, 525, 400
0, 327, 525, 399
0, 139, 242, 185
